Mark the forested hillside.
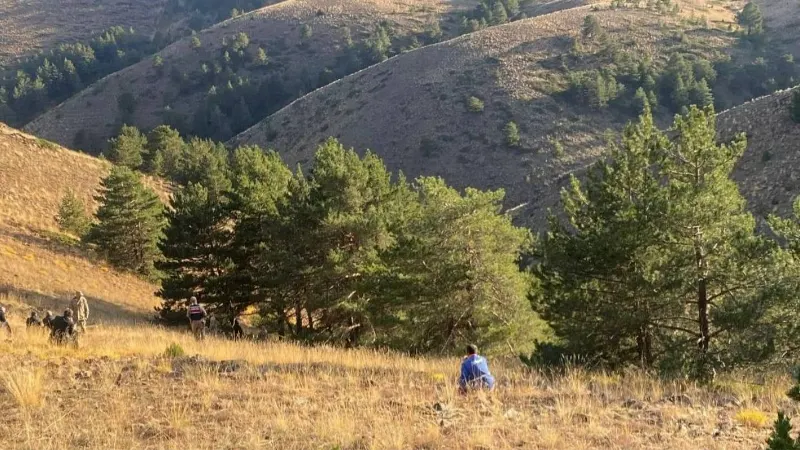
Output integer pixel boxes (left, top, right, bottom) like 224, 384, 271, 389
23, 0, 477, 151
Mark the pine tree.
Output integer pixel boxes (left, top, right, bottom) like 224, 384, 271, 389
88, 166, 165, 277
146, 125, 185, 176
57, 189, 91, 237
537, 106, 783, 374
791, 90, 800, 124
157, 182, 232, 320
190, 36, 202, 50
582, 15, 603, 40
737, 2, 763, 35
106, 125, 146, 169
691, 78, 714, 107
504, 121, 520, 147
491, 2, 508, 25
505, 0, 521, 16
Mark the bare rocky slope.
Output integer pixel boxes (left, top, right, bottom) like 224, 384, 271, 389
24, 0, 484, 151
230, 5, 740, 226
720, 86, 800, 219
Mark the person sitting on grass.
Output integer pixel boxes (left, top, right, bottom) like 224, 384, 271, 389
458, 344, 495, 394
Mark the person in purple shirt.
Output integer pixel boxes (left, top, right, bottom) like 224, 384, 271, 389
458, 344, 495, 394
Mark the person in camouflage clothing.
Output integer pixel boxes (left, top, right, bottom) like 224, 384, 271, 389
70, 291, 89, 333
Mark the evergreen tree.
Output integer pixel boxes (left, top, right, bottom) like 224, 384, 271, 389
737, 2, 763, 35
505, 0, 521, 16
157, 182, 232, 320
88, 166, 165, 277
491, 2, 508, 25
57, 189, 91, 237
504, 121, 520, 147
106, 125, 146, 169
537, 106, 783, 375
582, 15, 603, 40
792, 90, 800, 124
691, 78, 714, 107
146, 125, 185, 176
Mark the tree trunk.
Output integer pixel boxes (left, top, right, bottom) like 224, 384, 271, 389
295, 302, 302, 337
697, 276, 710, 352
636, 326, 654, 367
694, 227, 710, 352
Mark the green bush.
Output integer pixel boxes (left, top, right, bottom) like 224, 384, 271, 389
467, 96, 485, 113
791, 90, 800, 124
164, 343, 185, 358
504, 121, 520, 147
56, 190, 91, 238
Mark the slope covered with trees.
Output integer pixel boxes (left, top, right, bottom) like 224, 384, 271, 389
231, 1, 799, 227
23, 0, 481, 152
0, 0, 170, 65
0, 123, 169, 320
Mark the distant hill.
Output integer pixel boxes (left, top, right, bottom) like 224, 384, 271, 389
720, 85, 800, 219
0, 123, 168, 320
24, 0, 485, 151
0, 0, 169, 66
230, 5, 745, 227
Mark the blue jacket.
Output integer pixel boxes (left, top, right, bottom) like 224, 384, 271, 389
459, 354, 495, 389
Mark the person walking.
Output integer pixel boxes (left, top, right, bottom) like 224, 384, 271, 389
26, 311, 43, 327
70, 291, 89, 333
0, 305, 12, 336
186, 297, 207, 340
458, 344, 496, 394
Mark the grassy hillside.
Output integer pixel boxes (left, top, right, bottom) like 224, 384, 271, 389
0, 123, 169, 321
24, 0, 484, 151
0, 310, 790, 449
230, 4, 742, 226
719, 85, 800, 219
0, 0, 170, 66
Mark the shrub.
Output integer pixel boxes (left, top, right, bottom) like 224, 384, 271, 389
57, 190, 91, 238
1, 369, 44, 410
467, 96, 484, 113
504, 121, 520, 147
791, 90, 800, 123
164, 343, 185, 358
735, 409, 769, 428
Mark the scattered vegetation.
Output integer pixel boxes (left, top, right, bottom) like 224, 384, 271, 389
56, 189, 91, 237
504, 121, 520, 147
467, 96, 485, 113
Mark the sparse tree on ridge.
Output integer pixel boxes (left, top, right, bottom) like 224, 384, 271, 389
106, 125, 147, 169
737, 2, 763, 35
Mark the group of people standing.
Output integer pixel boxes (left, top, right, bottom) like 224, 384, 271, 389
0, 291, 90, 345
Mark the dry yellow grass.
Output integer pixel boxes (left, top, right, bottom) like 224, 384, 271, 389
0, 302, 794, 450
0, 123, 170, 320
0, 0, 170, 65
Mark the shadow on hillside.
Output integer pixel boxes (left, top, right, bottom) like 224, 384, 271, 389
0, 284, 154, 324
0, 227, 89, 261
